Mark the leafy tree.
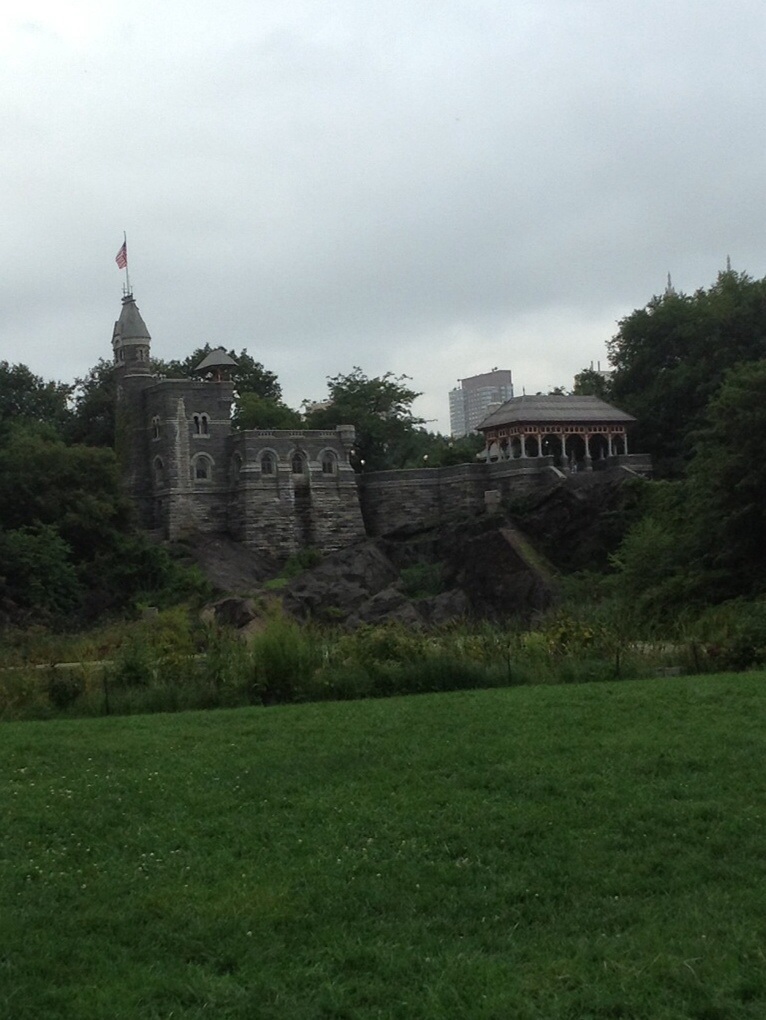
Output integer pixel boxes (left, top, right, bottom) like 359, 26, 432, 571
608, 268, 766, 476
0, 424, 126, 562
609, 481, 704, 626
0, 524, 80, 616
379, 428, 485, 469
685, 358, 766, 595
67, 359, 117, 447
303, 368, 425, 470
0, 361, 71, 436
611, 358, 766, 621
233, 394, 303, 431
573, 368, 612, 399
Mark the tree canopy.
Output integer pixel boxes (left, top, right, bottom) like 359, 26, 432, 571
67, 359, 118, 447
607, 268, 766, 476
0, 361, 71, 437
232, 393, 302, 431
303, 368, 426, 470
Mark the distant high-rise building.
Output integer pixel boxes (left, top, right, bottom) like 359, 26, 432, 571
449, 369, 514, 437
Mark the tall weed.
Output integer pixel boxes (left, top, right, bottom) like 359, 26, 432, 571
248, 614, 324, 705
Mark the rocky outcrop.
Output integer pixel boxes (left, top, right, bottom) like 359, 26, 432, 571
282, 543, 399, 622
280, 517, 554, 627
508, 474, 644, 572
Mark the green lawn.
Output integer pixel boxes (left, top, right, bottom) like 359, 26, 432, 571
2, 674, 765, 1019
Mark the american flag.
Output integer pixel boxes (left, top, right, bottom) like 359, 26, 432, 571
115, 241, 128, 269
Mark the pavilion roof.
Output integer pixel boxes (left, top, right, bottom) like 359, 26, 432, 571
478, 394, 635, 430
194, 348, 239, 373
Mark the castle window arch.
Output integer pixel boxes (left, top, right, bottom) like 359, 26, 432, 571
191, 453, 214, 482
291, 451, 307, 475
193, 413, 210, 436
151, 415, 160, 440
320, 449, 338, 475
153, 456, 165, 487
261, 451, 277, 476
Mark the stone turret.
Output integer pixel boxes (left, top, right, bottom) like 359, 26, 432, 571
113, 294, 156, 526
112, 294, 152, 376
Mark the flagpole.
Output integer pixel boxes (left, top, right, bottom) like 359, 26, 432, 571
124, 231, 132, 297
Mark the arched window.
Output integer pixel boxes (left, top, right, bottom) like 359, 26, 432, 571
153, 457, 164, 487
151, 415, 160, 440
191, 454, 214, 482
291, 451, 306, 475
321, 450, 337, 475
193, 413, 210, 436
261, 452, 276, 475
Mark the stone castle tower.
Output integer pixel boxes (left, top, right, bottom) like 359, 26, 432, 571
112, 293, 366, 558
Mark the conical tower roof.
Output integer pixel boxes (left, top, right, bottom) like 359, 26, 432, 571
113, 295, 151, 343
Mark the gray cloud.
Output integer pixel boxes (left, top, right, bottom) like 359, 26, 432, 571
3, 0, 766, 428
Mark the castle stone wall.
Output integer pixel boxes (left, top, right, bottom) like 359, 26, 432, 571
359, 456, 650, 536
227, 428, 366, 558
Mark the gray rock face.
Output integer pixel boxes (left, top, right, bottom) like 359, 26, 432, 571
453, 526, 553, 618
282, 543, 399, 622
417, 589, 471, 626
206, 596, 258, 629
347, 585, 425, 628
280, 522, 553, 628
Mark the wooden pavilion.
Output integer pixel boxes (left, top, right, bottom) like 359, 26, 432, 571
477, 394, 636, 470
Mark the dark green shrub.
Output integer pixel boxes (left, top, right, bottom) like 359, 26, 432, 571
46, 668, 85, 709
386, 653, 496, 694
399, 562, 445, 599
309, 663, 374, 702
696, 600, 766, 671
108, 639, 155, 688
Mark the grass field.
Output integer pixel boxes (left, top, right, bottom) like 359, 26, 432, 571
2, 674, 765, 1019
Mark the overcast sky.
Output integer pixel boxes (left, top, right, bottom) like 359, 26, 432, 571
3, 0, 766, 431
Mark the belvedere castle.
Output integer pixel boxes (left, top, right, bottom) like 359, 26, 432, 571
113, 293, 366, 557
113, 294, 651, 558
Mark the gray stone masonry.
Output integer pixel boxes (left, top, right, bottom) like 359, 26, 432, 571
228, 429, 366, 557
359, 455, 650, 536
